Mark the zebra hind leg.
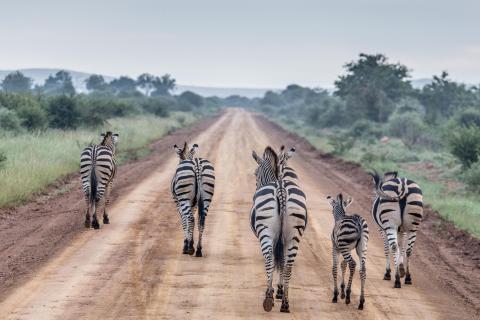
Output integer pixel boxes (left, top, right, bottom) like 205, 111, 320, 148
340, 259, 347, 299
341, 252, 356, 305
195, 210, 206, 257
84, 208, 91, 228
405, 231, 417, 285
379, 228, 391, 280
262, 246, 275, 312
280, 264, 292, 313
276, 264, 284, 300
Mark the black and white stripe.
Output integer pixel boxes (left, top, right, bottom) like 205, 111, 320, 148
328, 194, 368, 310
80, 131, 118, 229
371, 171, 423, 288
171, 142, 215, 257
250, 146, 307, 313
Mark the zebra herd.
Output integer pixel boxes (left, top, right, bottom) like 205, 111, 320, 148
79, 134, 424, 313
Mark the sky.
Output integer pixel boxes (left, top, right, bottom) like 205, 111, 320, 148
0, 0, 479, 88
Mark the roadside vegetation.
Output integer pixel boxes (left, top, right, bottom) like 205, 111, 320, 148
0, 71, 219, 207
246, 53, 480, 238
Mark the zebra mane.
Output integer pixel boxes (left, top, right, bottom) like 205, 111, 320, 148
263, 146, 279, 179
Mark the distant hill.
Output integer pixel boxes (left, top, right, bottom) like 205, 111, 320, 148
0, 68, 273, 98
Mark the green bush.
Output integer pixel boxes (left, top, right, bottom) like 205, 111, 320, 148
47, 95, 80, 129
448, 126, 480, 169
455, 107, 480, 128
328, 133, 355, 155
0, 108, 22, 132
141, 97, 171, 117
17, 103, 48, 130
462, 161, 480, 192
388, 112, 426, 148
349, 119, 383, 139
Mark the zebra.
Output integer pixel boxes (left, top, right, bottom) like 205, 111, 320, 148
327, 194, 369, 310
250, 145, 307, 313
370, 171, 423, 288
80, 131, 118, 229
171, 142, 215, 257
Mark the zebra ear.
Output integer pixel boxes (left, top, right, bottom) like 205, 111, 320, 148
112, 133, 119, 143
190, 144, 198, 155
344, 196, 354, 208
252, 150, 262, 164
326, 196, 335, 207
286, 147, 296, 159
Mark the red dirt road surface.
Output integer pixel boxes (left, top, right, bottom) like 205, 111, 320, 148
0, 109, 478, 319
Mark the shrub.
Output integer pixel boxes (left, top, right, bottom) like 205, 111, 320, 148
17, 103, 48, 130
328, 133, 355, 155
455, 107, 480, 128
462, 161, 480, 192
348, 119, 383, 139
141, 98, 171, 117
448, 126, 480, 169
0, 108, 22, 131
388, 112, 426, 148
0, 151, 6, 169
47, 95, 80, 129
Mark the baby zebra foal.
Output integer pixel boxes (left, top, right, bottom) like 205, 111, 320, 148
327, 194, 368, 310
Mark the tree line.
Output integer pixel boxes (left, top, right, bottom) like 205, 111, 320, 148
0, 71, 219, 131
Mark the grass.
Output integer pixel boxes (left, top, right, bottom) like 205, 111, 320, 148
270, 115, 480, 238
0, 112, 199, 207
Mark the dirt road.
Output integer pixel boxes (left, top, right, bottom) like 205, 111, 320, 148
0, 109, 477, 319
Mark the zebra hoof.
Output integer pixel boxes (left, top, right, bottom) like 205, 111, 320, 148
332, 296, 338, 303
84, 220, 91, 228
280, 301, 290, 313
188, 248, 195, 255
195, 249, 203, 257
92, 220, 100, 229
341, 292, 345, 299
263, 297, 274, 312
345, 289, 351, 304
394, 279, 402, 288
182, 240, 188, 254
383, 271, 391, 281
276, 285, 284, 300
405, 275, 412, 285
399, 263, 406, 278
358, 301, 364, 310
103, 217, 110, 224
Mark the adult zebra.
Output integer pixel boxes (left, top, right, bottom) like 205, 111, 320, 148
327, 194, 368, 310
171, 142, 215, 257
80, 131, 118, 229
370, 171, 423, 288
250, 146, 307, 313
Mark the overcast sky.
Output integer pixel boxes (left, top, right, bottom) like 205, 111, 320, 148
0, 0, 479, 88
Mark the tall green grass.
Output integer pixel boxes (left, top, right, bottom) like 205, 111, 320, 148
0, 112, 198, 207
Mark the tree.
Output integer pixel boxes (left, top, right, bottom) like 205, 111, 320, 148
42, 70, 76, 96
261, 91, 283, 106
46, 95, 80, 129
178, 91, 203, 110
334, 53, 413, 122
136, 73, 156, 96
151, 74, 176, 96
108, 76, 138, 96
85, 74, 107, 92
1, 71, 32, 93
419, 71, 477, 123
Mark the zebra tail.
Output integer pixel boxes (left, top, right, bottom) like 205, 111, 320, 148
196, 172, 206, 227
89, 166, 97, 215
273, 233, 284, 270
274, 191, 286, 270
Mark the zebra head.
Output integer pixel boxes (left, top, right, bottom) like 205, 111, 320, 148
327, 193, 353, 220
278, 145, 295, 168
252, 146, 279, 189
174, 142, 198, 161
100, 132, 119, 152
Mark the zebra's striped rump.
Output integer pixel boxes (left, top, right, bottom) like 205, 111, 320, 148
171, 142, 215, 257
250, 145, 307, 313
370, 171, 423, 288
328, 194, 368, 310
80, 131, 118, 229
